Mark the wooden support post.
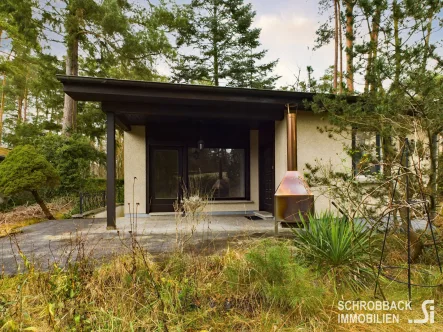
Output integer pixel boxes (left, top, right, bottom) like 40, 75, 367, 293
106, 112, 116, 229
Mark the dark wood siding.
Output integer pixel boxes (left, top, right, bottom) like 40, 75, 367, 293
259, 122, 275, 214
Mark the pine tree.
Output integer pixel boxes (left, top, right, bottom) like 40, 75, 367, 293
173, 0, 279, 88
0, 0, 41, 141
38, 0, 177, 134
309, 0, 443, 263
0, 145, 60, 219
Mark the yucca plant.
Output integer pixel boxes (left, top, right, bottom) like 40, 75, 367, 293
293, 212, 376, 293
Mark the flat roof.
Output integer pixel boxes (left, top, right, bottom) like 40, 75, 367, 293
57, 75, 346, 129
57, 75, 317, 106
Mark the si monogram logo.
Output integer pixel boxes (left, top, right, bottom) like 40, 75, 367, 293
408, 300, 435, 324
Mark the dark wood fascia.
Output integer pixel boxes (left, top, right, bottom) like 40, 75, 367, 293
103, 102, 284, 121
58, 75, 319, 106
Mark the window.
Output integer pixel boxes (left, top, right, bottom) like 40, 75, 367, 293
352, 131, 381, 176
188, 148, 247, 199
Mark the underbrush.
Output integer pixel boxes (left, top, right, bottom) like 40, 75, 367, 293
0, 238, 331, 331
1, 236, 442, 331
0, 196, 74, 237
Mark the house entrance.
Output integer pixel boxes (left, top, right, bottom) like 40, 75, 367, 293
149, 146, 183, 212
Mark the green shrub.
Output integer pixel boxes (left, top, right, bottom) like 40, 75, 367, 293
226, 240, 324, 314
293, 213, 375, 293
0, 145, 60, 219
246, 240, 292, 284
36, 134, 105, 193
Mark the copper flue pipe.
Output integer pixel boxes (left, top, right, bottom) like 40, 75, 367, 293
287, 112, 297, 171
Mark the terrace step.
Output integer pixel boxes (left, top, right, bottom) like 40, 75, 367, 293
253, 211, 274, 220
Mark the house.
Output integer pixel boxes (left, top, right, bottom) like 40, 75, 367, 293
57, 76, 350, 229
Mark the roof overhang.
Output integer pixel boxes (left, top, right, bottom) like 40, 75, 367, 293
57, 75, 322, 130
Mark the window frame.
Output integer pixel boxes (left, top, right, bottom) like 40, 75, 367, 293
352, 129, 382, 177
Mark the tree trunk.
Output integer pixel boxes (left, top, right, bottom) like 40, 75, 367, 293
399, 219, 424, 262
382, 135, 402, 229
421, 10, 434, 73
116, 130, 124, 180
398, 207, 424, 262
0, 32, 2, 140
0, 48, 13, 142
398, 138, 423, 262
212, 4, 219, 87
31, 190, 55, 220
337, 0, 343, 93
427, 131, 438, 216
393, 1, 401, 88
369, 7, 380, 93
17, 97, 23, 123
62, 18, 79, 135
333, 0, 339, 92
0, 74, 6, 142
365, 4, 381, 93
23, 83, 28, 122
35, 99, 39, 124
344, 0, 354, 92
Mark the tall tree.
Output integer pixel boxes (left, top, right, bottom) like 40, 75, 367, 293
361, 0, 386, 93
173, 0, 279, 88
0, 0, 41, 141
39, 0, 176, 134
314, 0, 344, 93
52, 0, 123, 134
343, 0, 355, 92
333, 0, 339, 91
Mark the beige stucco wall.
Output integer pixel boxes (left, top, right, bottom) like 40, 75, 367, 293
124, 126, 147, 214
275, 115, 287, 192
275, 111, 351, 214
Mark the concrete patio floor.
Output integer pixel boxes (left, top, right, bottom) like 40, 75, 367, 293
0, 215, 290, 275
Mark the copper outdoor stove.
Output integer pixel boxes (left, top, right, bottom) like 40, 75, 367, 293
274, 109, 314, 229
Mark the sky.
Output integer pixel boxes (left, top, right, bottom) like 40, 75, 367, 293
248, 0, 333, 87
